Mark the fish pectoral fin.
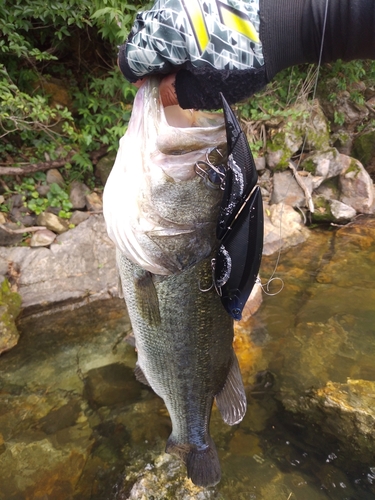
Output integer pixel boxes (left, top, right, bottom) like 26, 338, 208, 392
215, 351, 247, 425
134, 269, 161, 327
134, 363, 150, 386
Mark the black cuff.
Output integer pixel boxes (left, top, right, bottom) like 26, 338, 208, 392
118, 44, 138, 83
175, 66, 268, 110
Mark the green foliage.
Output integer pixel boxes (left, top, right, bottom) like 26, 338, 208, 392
10, 173, 73, 218
0, 0, 147, 176
237, 60, 375, 157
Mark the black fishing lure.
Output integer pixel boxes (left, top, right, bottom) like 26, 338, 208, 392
216, 94, 259, 240
213, 95, 264, 321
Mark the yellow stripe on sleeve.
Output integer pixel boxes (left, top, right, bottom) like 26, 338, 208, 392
218, 4, 260, 43
183, 0, 210, 54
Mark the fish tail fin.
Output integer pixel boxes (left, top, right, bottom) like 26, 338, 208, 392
186, 435, 221, 487
166, 435, 221, 487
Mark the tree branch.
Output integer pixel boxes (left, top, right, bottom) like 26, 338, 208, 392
0, 147, 108, 176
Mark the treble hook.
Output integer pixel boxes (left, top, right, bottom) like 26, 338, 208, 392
194, 149, 227, 190
198, 258, 222, 296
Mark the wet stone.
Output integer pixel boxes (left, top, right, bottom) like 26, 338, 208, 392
10, 207, 37, 227
329, 199, 356, 222
8, 193, 23, 209
36, 184, 50, 196
339, 157, 374, 214
0, 223, 24, 246
85, 191, 103, 212
69, 210, 90, 226
0, 279, 22, 355
69, 180, 89, 209
46, 168, 65, 187
95, 151, 116, 186
30, 229, 56, 247
36, 211, 69, 234
263, 202, 310, 256
83, 363, 143, 408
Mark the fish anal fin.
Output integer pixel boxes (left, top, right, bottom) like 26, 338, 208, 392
134, 363, 150, 386
134, 269, 161, 327
166, 436, 190, 461
215, 351, 247, 425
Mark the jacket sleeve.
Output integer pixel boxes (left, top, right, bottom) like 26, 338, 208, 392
119, 0, 375, 109
118, 0, 268, 108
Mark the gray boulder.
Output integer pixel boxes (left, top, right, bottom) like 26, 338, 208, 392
0, 215, 117, 312
339, 157, 374, 214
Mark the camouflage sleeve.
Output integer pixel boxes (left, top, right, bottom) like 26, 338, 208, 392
118, 0, 268, 108
119, 0, 264, 80
118, 0, 375, 109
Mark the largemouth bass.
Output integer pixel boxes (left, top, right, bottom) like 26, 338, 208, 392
103, 77, 247, 487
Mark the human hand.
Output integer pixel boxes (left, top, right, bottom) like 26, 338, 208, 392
134, 74, 178, 108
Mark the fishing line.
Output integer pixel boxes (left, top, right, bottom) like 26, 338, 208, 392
260, 0, 330, 295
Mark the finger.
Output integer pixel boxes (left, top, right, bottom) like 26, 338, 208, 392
160, 74, 178, 107
133, 78, 147, 89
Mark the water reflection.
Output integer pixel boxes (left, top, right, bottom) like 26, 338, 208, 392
0, 219, 375, 499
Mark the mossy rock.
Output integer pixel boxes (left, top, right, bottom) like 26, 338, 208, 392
352, 129, 375, 167
344, 158, 362, 177
95, 151, 117, 186
311, 195, 333, 223
266, 100, 330, 170
0, 279, 22, 354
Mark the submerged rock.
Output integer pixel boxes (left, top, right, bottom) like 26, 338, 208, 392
283, 379, 375, 463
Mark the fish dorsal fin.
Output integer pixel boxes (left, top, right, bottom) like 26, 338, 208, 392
215, 351, 247, 425
134, 363, 150, 386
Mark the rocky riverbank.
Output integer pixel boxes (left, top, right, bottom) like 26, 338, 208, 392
1, 97, 375, 350
1, 96, 375, 498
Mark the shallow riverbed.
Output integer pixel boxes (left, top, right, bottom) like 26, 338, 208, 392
0, 218, 375, 499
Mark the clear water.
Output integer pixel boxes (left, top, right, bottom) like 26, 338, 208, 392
1, 220, 375, 499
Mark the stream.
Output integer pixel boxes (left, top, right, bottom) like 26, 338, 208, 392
0, 218, 375, 499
